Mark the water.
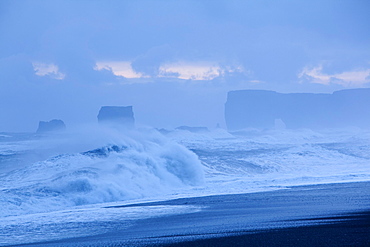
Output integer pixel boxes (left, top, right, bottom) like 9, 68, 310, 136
174, 128, 370, 195
0, 127, 204, 217
1, 127, 370, 245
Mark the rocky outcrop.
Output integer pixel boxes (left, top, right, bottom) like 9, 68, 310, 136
225, 88, 370, 130
36, 119, 66, 133
97, 106, 135, 129
176, 126, 209, 133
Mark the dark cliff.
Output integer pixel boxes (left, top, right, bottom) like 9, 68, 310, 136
225, 88, 370, 130
97, 106, 135, 129
36, 119, 66, 133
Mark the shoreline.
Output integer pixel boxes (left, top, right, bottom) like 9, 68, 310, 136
9, 181, 370, 246
164, 210, 370, 247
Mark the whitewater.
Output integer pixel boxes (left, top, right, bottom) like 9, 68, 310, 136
1, 126, 370, 245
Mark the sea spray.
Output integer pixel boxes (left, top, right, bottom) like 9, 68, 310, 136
0, 127, 204, 216
2, 127, 370, 217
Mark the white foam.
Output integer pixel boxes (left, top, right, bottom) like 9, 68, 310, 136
0, 127, 204, 217
1, 127, 370, 219
168, 127, 370, 197
0, 203, 202, 245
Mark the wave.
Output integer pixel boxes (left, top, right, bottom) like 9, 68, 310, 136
0, 128, 204, 217
2, 127, 370, 217
168, 127, 370, 195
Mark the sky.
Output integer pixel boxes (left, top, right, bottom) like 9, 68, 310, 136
0, 0, 369, 132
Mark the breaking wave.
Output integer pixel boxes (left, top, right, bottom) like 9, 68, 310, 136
0, 128, 204, 216
168, 127, 370, 195
2, 127, 370, 217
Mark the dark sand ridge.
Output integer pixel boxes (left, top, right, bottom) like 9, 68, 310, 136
13, 181, 370, 247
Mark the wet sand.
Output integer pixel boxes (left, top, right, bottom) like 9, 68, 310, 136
13, 181, 370, 246
165, 211, 370, 246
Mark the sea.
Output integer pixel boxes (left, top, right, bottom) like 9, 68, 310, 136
1, 126, 370, 245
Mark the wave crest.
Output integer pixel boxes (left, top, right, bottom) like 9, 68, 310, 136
0, 128, 204, 216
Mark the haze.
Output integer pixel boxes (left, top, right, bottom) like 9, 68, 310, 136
1, 0, 369, 132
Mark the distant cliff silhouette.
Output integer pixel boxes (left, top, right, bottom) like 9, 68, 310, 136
97, 106, 135, 129
36, 119, 66, 133
225, 88, 370, 130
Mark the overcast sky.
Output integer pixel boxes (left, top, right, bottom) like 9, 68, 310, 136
1, 0, 369, 132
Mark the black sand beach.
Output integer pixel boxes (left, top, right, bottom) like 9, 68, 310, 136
10, 181, 370, 247
165, 211, 370, 247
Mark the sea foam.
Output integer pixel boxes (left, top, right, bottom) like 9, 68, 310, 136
0, 127, 204, 216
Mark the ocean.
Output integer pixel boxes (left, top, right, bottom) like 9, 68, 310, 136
1, 127, 370, 245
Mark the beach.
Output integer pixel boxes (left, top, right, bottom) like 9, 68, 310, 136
167, 211, 370, 247
15, 181, 370, 247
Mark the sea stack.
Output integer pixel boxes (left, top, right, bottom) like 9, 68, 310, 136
36, 119, 66, 133
97, 106, 135, 129
176, 126, 209, 133
225, 88, 370, 130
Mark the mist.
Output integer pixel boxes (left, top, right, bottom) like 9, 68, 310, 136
2, 2, 370, 245
1, 0, 370, 132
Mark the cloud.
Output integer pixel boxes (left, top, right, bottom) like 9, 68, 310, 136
95, 60, 249, 81
248, 80, 264, 84
159, 61, 221, 80
298, 65, 370, 87
2, 0, 370, 131
130, 45, 177, 77
32, 62, 65, 80
94, 61, 144, 79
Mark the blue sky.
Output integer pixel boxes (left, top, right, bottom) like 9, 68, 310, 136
0, 0, 369, 131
